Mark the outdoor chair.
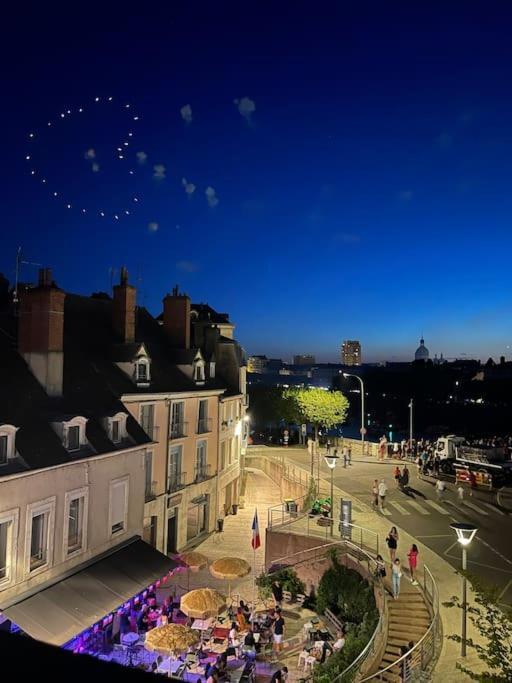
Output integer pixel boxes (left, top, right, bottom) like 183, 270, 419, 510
282, 590, 293, 603
296, 593, 306, 608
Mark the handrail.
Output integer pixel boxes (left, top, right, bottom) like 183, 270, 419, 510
267, 539, 386, 681
359, 564, 440, 682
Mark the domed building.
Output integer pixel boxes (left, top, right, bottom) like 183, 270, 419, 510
414, 337, 429, 361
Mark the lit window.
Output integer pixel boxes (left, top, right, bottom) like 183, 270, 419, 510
137, 362, 148, 381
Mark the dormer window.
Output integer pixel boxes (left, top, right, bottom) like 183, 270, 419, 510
193, 357, 206, 385
135, 356, 151, 386
68, 426, 80, 451
0, 425, 18, 465
209, 361, 216, 379
105, 412, 128, 444
54, 417, 88, 453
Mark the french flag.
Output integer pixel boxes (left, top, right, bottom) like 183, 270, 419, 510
251, 509, 261, 550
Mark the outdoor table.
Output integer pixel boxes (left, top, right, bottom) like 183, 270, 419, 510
121, 632, 140, 666
192, 618, 213, 631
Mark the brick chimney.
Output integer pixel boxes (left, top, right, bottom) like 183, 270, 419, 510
112, 267, 136, 343
162, 285, 190, 349
18, 268, 65, 396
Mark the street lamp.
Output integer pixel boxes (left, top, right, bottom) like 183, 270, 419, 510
324, 453, 339, 537
408, 399, 413, 450
342, 372, 365, 454
450, 522, 478, 657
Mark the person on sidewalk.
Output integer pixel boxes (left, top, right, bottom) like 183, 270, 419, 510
435, 478, 446, 501
407, 544, 419, 585
375, 554, 387, 580
400, 465, 410, 492
326, 440, 331, 455
271, 580, 283, 608
272, 608, 285, 656
347, 445, 352, 466
378, 479, 388, 510
386, 526, 399, 562
392, 558, 402, 599
457, 484, 465, 501
342, 445, 348, 468
394, 466, 401, 487
469, 470, 477, 496
372, 479, 379, 510
270, 666, 288, 683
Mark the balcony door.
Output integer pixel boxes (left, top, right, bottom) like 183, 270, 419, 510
168, 445, 183, 492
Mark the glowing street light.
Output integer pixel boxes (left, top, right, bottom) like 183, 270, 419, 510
342, 372, 366, 453
324, 453, 339, 537
450, 522, 478, 657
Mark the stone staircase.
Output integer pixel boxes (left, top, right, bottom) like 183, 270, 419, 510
373, 582, 431, 682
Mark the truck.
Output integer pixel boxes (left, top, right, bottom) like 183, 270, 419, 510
433, 435, 512, 486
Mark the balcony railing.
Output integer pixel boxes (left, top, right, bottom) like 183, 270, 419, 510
194, 463, 212, 483
167, 471, 186, 494
145, 480, 158, 502
169, 421, 188, 440
196, 417, 212, 434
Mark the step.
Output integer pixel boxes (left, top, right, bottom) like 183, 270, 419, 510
388, 627, 427, 639
388, 616, 430, 627
388, 604, 430, 613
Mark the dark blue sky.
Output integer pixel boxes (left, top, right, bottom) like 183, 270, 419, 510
2, 2, 512, 362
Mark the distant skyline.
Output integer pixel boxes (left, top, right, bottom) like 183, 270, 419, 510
2, 3, 512, 363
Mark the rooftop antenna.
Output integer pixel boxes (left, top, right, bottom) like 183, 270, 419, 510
13, 246, 42, 305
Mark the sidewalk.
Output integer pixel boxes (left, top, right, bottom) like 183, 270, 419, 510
276, 451, 484, 682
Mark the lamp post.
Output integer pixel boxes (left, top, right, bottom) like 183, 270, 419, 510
450, 522, 478, 657
408, 399, 413, 451
342, 373, 365, 455
324, 453, 339, 537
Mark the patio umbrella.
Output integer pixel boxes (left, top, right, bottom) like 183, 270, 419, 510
179, 551, 208, 590
209, 557, 251, 598
180, 588, 226, 619
145, 623, 199, 656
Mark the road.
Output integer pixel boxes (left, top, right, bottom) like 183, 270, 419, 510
286, 449, 512, 606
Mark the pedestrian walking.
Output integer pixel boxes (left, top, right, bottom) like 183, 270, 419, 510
400, 465, 410, 491
378, 479, 388, 510
372, 479, 379, 510
457, 485, 464, 501
271, 580, 283, 608
386, 526, 399, 563
435, 478, 446, 501
375, 554, 387, 580
416, 455, 422, 477
392, 559, 402, 599
394, 466, 401, 487
347, 445, 352, 466
272, 608, 285, 656
407, 544, 419, 585
342, 446, 348, 468
326, 440, 331, 455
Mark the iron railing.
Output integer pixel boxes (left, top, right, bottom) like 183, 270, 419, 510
144, 480, 158, 502
167, 471, 186, 494
194, 463, 212, 483
169, 421, 188, 440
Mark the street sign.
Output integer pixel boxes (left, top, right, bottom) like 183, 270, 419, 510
301, 424, 307, 435
360, 427, 367, 435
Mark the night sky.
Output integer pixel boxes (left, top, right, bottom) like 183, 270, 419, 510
2, 2, 512, 362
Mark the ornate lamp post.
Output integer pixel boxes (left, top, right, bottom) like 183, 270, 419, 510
450, 522, 478, 657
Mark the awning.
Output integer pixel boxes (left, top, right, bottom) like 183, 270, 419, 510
2, 538, 178, 646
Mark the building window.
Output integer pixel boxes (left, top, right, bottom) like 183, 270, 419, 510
0, 435, 7, 465
170, 402, 186, 439
209, 361, 216, 379
67, 425, 80, 451
111, 420, 120, 443
220, 441, 226, 470
65, 489, 88, 557
195, 440, 208, 481
197, 399, 209, 433
136, 362, 148, 381
193, 360, 205, 383
168, 445, 184, 492
0, 510, 18, 585
109, 477, 129, 536
0, 425, 17, 465
140, 404, 155, 439
144, 451, 154, 502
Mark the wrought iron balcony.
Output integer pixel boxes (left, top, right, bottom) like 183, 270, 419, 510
167, 471, 187, 494
169, 421, 188, 440
145, 480, 158, 503
194, 463, 212, 483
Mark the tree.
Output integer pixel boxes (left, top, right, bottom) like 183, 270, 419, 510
443, 575, 512, 681
283, 387, 349, 439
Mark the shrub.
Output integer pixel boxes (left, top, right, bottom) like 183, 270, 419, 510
256, 567, 306, 600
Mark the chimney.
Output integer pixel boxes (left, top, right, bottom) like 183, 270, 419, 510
162, 285, 190, 349
112, 266, 136, 343
18, 267, 65, 396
